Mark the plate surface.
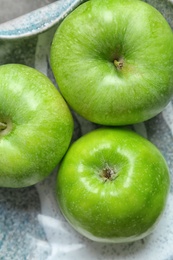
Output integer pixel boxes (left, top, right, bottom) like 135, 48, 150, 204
0, 1, 173, 259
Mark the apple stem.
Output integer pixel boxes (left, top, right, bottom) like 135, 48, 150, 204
101, 166, 118, 182
0, 122, 7, 131
114, 59, 123, 70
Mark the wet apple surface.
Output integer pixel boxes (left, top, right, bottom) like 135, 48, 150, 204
56, 128, 170, 243
0, 64, 73, 188
51, 0, 173, 125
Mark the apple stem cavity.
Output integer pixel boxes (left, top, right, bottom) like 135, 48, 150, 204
100, 165, 118, 182
0, 122, 7, 131
114, 59, 123, 70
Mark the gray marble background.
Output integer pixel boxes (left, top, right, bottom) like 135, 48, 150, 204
0, 1, 173, 259
0, 0, 56, 24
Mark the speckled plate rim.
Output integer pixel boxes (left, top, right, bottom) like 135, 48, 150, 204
0, 0, 85, 39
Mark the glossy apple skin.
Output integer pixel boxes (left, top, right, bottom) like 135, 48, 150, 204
0, 64, 73, 188
51, 0, 173, 125
56, 127, 170, 243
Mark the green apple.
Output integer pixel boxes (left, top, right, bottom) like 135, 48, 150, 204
56, 127, 170, 243
51, 0, 173, 125
0, 64, 73, 188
